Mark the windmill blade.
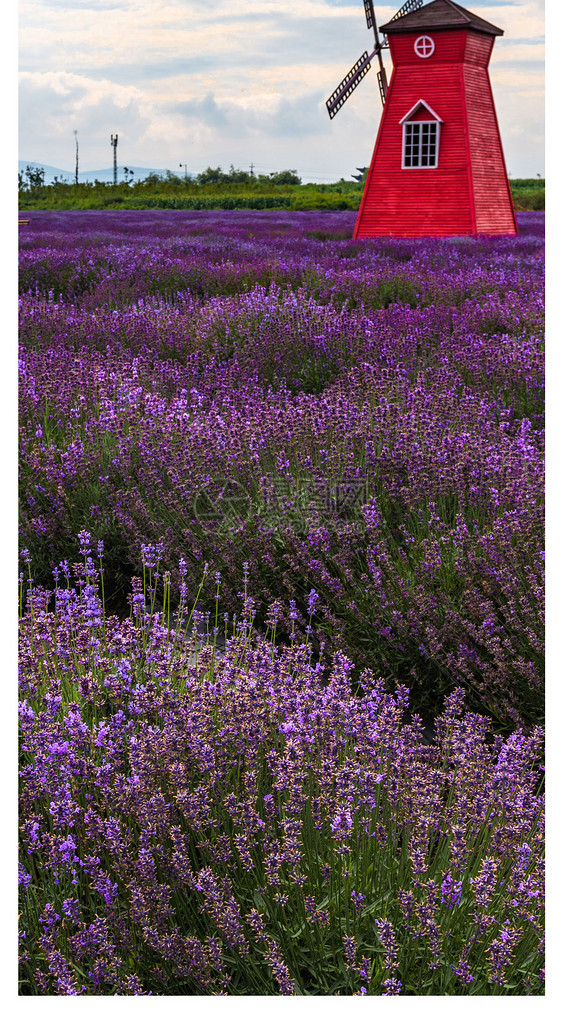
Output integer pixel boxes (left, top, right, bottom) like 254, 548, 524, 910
363, 1, 390, 98
377, 69, 387, 104
326, 51, 373, 119
390, 0, 424, 22
326, 1, 422, 119
363, 0, 376, 31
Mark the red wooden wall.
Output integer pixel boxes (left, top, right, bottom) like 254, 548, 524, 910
463, 33, 517, 233
353, 27, 517, 238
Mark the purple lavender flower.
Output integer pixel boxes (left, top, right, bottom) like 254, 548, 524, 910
350, 890, 366, 912
450, 959, 474, 985
342, 934, 356, 969
441, 871, 463, 908
381, 978, 402, 995
18, 864, 32, 889
77, 530, 91, 555
307, 588, 319, 617
18, 209, 544, 997
140, 542, 164, 569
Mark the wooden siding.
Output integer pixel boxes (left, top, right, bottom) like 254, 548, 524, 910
354, 33, 474, 237
464, 30, 493, 67
463, 35, 517, 233
354, 25, 516, 238
389, 30, 466, 66
408, 105, 440, 122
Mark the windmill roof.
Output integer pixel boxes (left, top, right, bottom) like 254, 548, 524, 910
381, 1, 503, 37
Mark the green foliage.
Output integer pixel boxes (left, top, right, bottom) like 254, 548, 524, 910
18, 169, 544, 214
18, 165, 361, 211
266, 169, 301, 185
19, 164, 46, 193
510, 177, 544, 189
126, 195, 294, 211
510, 185, 545, 211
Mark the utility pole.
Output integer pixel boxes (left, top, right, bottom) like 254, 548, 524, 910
179, 163, 189, 183
110, 133, 118, 185
250, 162, 254, 177
74, 130, 79, 184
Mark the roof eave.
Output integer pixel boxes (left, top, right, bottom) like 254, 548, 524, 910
381, 21, 503, 36
380, 0, 504, 37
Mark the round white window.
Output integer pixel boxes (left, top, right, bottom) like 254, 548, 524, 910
414, 35, 435, 58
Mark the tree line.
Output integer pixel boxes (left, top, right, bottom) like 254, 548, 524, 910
18, 164, 303, 191
18, 164, 544, 212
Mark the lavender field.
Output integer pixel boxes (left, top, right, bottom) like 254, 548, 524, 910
19, 210, 544, 995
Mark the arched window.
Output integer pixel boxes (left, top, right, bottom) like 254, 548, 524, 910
400, 101, 442, 169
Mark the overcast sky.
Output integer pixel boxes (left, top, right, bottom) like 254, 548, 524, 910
18, 1, 545, 181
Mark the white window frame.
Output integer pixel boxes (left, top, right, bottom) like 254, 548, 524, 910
414, 36, 435, 59
399, 101, 443, 170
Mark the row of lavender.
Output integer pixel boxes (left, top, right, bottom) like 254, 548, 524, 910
19, 211, 544, 994
20, 211, 544, 728
19, 552, 544, 994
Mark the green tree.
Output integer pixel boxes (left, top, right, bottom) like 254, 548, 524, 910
269, 170, 301, 185
19, 165, 46, 192
196, 166, 226, 185
225, 165, 253, 184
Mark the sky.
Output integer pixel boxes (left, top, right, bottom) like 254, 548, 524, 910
18, 0, 545, 183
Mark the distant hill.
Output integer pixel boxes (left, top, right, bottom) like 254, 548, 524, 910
18, 161, 189, 185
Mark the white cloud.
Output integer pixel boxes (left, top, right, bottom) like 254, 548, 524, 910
18, 1, 545, 179
18, 70, 153, 166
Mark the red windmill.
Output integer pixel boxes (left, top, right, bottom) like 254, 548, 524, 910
326, 0, 517, 237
